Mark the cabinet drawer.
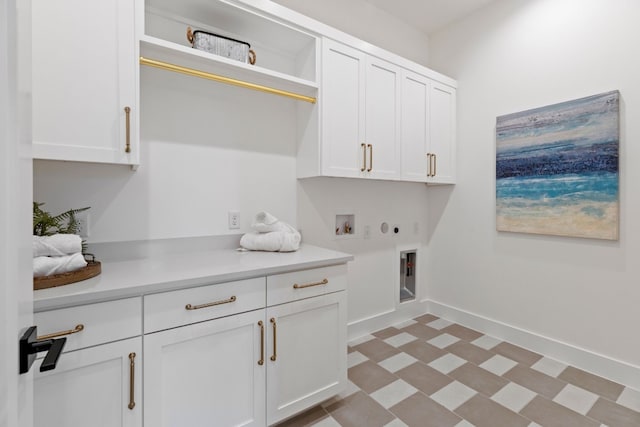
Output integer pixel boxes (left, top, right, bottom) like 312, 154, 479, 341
267, 264, 347, 306
34, 297, 141, 353
144, 277, 265, 333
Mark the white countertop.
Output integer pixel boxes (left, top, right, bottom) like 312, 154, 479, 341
34, 244, 353, 312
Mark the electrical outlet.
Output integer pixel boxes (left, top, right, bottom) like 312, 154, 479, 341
228, 211, 240, 229
76, 212, 90, 238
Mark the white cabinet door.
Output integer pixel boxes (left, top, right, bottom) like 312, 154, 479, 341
321, 39, 366, 178
144, 310, 266, 427
364, 57, 401, 180
34, 337, 142, 427
400, 70, 430, 182
428, 81, 456, 184
32, 0, 138, 165
266, 292, 347, 425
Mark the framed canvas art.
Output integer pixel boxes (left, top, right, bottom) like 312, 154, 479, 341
496, 91, 619, 240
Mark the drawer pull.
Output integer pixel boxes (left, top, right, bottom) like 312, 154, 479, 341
258, 321, 265, 366
37, 324, 84, 341
367, 144, 373, 172
128, 352, 136, 410
361, 143, 366, 172
270, 318, 277, 362
293, 278, 328, 289
185, 295, 237, 311
124, 106, 131, 153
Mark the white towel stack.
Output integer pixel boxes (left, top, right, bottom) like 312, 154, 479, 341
33, 234, 87, 277
240, 212, 301, 252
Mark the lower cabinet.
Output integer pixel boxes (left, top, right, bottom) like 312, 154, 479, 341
266, 291, 347, 425
143, 309, 266, 427
34, 337, 142, 427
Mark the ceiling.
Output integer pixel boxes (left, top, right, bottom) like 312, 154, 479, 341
363, 0, 495, 35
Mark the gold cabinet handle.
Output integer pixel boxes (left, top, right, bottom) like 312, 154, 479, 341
37, 324, 84, 341
258, 321, 265, 366
293, 278, 328, 289
128, 352, 136, 410
432, 153, 437, 177
185, 295, 236, 311
360, 143, 366, 172
124, 106, 131, 153
367, 144, 373, 172
270, 318, 277, 362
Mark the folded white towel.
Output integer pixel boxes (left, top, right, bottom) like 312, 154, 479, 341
251, 211, 294, 233
33, 234, 83, 258
33, 253, 87, 278
240, 231, 301, 252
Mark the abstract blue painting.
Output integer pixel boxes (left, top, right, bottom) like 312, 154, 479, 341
496, 91, 619, 240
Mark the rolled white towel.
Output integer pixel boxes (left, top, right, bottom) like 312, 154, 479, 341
33, 234, 83, 258
33, 253, 87, 278
251, 211, 294, 233
240, 230, 301, 252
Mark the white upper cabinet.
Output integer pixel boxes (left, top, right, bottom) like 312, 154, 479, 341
32, 0, 139, 166
316, 39, 400, 180
299, 37, 456, 183
428, 81, 457, 184
319, 40, 365, 178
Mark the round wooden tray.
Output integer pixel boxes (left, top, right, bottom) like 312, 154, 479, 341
34, 261, 102, 291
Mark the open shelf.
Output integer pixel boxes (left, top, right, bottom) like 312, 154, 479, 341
142, 0, 318, 102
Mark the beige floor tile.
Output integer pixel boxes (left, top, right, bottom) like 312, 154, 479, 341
455, 394, 530, 427
348, 334, 375, 347
348, 360, 398, 394
383, 418, 409, 427
276, 405, 328, 427
370, 379, 419, 409
617, 387, 640, 412
378, 352, 418, 374
413, 313, 439, 324
390, 392, 461, 427
374, 327, 402, 340
428, 353, 467, 375
441, 324, 484, 341
531, 356, 567, 378
479, 354, 518, 376
400, 323, 441, 340
503, 364, 566, 399
326, 391, 395, 427
446, 340, 494, 365
558, 366, 625, 401
552, 384, 599, 415
396, 361, 453, 395
384, 332, 418, 348
587, 397, 640, 427
430, 381, 477, 411
520, 396, 600, 427
471, 334, 502, 350
427, 333, 461, 349
398, 340, 446, 364
347, 351, 368, 368
427, 318, 454, 330
449, 362, 510, 396
491, 382, 537, 413
493, 342, 543, 367
354, 338, 401, 362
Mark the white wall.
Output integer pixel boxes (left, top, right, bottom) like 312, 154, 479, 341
272, 0, 430, 66
428, 0, 640, 371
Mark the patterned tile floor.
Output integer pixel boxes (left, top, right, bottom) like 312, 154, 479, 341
276, 314, 640, 427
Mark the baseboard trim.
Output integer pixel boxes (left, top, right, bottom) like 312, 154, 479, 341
347, 300, 429, 341
427, 299, 640, 391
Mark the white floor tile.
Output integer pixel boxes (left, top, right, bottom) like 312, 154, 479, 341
384, 332, 418, 348
471, 334, 501, 350
455, 420, 475, 427
430, 381, 477, 411
529, 423, 543, 427
370, 379, 418, 409
384, 418, 409, 427
311, 416, 341, 427
531, 357, 567, 378
379, 353, 418, 373
553, 384, 599, 415
347, 351, 368, 368
429, 353, 467, 374
393, 319, 418, 329
491, 382, 537, 412
617, 387, 640, 412
428, 333, 460, 349
348, 334, 376, 346
479, 354, 518, 376
427, 318, 454, 330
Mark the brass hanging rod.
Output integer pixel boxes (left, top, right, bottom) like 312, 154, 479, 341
139, 56, 317, 104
